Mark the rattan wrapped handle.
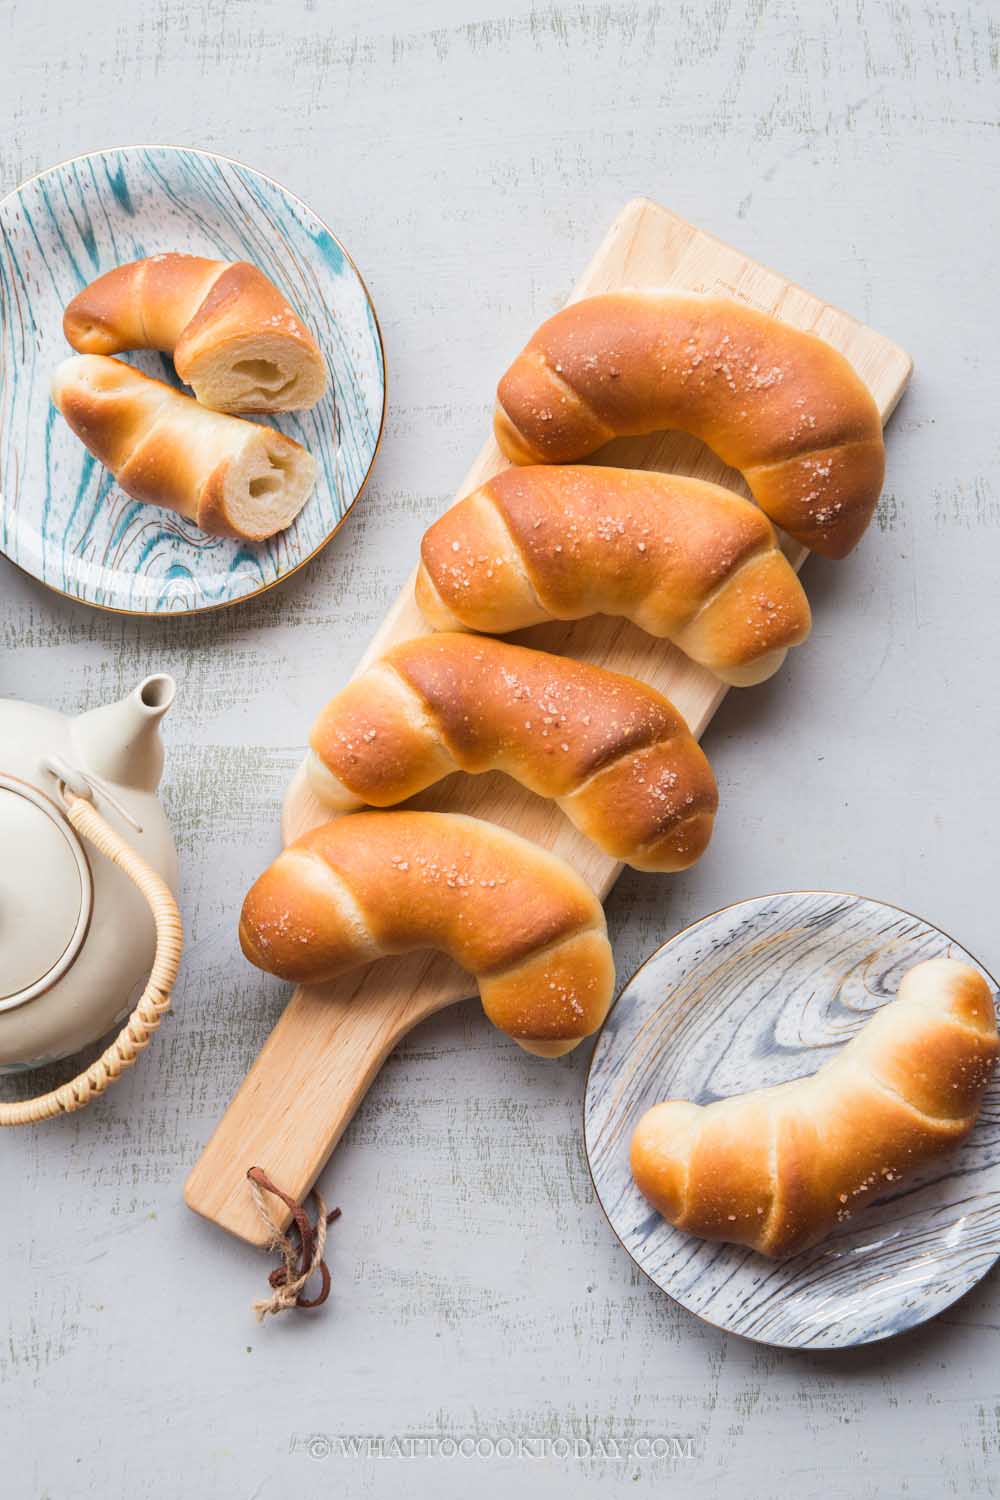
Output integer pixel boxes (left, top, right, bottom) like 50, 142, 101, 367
0, 789, 183, 1126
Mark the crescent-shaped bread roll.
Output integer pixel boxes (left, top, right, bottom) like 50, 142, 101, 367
51, 355, 315, 541
494, 292, 884, 558
630, 958, 998, 1257
306, 634, 718, 872
416, 466, 811, 686
240, 811, 616, 1057
63, 253, 328, 413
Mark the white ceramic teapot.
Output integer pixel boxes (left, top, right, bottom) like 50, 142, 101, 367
0, 674, 180, 1081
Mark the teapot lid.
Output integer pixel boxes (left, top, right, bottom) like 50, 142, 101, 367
0, 775, 92, 1011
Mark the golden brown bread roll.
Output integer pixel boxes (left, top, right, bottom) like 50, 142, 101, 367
416, 466, 811, 686
51, 355, 315, 541
63, 253, 327, 413
240, 810, 616, 1057
630, 958, 998, 1257
495, 292, 884, 557
307, 634, 718, 872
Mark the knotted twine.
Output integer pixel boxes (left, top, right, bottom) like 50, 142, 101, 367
247, 1166, 341, 1320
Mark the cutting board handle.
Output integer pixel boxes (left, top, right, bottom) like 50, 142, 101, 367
184, 955, 470, 1245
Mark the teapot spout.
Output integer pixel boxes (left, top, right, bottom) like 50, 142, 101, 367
72, 674, 176, 793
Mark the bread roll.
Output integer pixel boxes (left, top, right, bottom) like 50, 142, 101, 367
307, 634, 718, 871
63, 253, 327, 413
630, 958, 998, 1257
495, 292, 884, 557
240, 810, 616, 1057
51, 355, 315, 541
416, 466, 811, 686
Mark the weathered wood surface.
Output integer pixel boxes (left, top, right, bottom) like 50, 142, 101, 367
2, 4, 999, 1498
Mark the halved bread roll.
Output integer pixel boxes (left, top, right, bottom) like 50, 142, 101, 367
51, 355, 316, 541
63, 254, 328, 414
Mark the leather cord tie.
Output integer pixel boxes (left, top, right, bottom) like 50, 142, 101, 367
246, 1166, 341, 1321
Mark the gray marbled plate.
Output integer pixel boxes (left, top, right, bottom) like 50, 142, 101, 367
585, 892, 1000, 1349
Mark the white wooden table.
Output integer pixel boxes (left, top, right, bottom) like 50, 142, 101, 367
2, 3, 998, 1497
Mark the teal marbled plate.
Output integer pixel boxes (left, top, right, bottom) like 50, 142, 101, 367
0, 146, 385, 614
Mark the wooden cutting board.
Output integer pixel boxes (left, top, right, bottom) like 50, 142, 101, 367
185, 197, 913, 1246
